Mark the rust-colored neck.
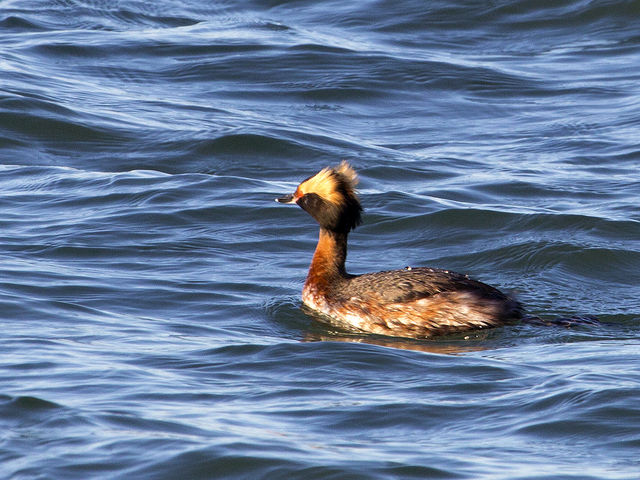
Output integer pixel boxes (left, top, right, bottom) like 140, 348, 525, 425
304, 229, 349, 291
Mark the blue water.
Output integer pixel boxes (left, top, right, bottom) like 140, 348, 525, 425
1, 1, 639, 478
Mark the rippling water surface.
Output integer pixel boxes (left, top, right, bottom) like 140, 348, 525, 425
1, 1, 639, 478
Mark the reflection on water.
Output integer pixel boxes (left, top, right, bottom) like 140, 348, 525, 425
303, 331, 490, 354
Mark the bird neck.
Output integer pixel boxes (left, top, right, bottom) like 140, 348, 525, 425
305, 228, 349, 289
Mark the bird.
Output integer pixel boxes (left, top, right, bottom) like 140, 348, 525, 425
276, 161, 522, 338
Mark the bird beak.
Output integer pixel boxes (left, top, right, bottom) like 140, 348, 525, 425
275, 193, 297, 204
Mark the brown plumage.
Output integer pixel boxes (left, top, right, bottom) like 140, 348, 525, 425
276, 161, 522, 338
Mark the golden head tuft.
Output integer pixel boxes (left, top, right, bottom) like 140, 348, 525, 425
335, 160, 358, 189
289, 161, 362, 233
297, 161, 358, 205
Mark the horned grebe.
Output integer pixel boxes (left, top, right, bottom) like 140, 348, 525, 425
276, 161, 523, 338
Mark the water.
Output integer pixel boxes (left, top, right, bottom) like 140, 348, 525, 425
1, 1, 639, 478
